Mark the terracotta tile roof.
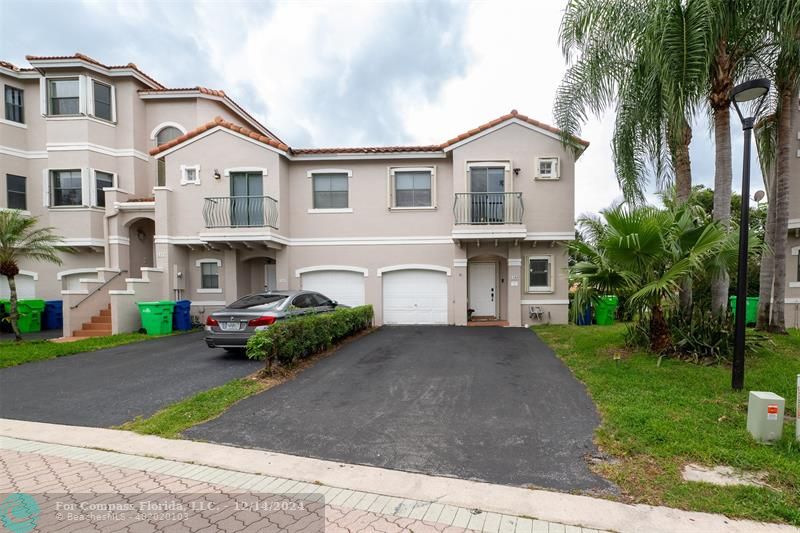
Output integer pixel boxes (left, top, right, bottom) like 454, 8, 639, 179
150, 110, 590, 157
292, 145, 441, 155
149, 116, 290, 156
138, 86, 227, 97
25, 53, 164, 89
440, 109, 590, 148
0, 60, 35, 72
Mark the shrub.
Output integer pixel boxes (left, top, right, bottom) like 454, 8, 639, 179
246, 305, 373, 372
624, 308, 771, 363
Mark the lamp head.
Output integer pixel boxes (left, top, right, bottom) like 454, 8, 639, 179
732, 78, 770, 103
753, 190, 765, 203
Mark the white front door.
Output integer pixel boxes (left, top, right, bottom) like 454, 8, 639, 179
468, 262, 496, 317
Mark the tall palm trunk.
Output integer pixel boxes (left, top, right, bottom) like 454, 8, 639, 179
7, 275, 22, 341
650, 303, 671, 353
756, 162, 777, 329
770, 84, 796, 333
674, 121, 694, 310
710, 43, 734, 316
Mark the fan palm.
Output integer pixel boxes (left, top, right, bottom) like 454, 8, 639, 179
569, 194, 747, 352
0, 211, 66, 341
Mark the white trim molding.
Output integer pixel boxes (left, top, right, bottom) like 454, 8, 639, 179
791, 246, 799, 256
444, 117, 588, 153
290, 235, 452, 246
508, 258, 523, 267
534, 156, 561, 180
377, 264, 451, 277
46, 142, 148, 161
295, 265, 369, 278
60, 238, 106, 247
789, 219, 800, 230
150, 122, 187, 140
521, 299, 569, 305
16, 270, 38, 281
307, 208, 353, 214
189, 300, 227, 306
155, 127, 288, 158
194, 258, 222, 267
108, 235, 131, 246
223, 167, 268, 178
453, 258, 468, 268
306, 168, 353, 178
197, 288, 223, 294
56, 268, 101, 281
0, 145, 47, 159
525, 232, 575, 241
789, 282, 800, 288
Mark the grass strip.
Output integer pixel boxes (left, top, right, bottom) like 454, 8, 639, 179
0, 333, 158, 368
535, 324, 800, 526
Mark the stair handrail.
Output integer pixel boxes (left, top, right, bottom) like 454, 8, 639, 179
70, 270, 128, 310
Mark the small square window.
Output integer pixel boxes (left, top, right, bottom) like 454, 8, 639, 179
4, 86, 24, 123
312, 173, 349, 209
527, 256, 552, 292
536, 157, 559, 179
201, 262, 219, 289
181, 165, 200, 185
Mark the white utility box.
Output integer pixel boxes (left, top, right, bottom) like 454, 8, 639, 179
747, 391, 784, 443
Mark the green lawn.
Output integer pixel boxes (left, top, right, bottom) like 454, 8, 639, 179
535, 324, 800, 525
0, 332, 178, 368
118, 378, 267, 438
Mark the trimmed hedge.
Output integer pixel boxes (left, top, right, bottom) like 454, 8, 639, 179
246, 305, 373, 371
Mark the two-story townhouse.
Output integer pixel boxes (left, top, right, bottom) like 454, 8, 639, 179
786, 95, 800, 329
1, 53, 589, 336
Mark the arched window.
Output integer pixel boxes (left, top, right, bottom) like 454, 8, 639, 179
156, 126, 182, 145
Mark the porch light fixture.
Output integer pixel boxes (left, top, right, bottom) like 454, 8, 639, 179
730, 77, 770, 391
213, 169, 221, 180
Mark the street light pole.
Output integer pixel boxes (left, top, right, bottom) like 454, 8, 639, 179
730, 78, 770, 391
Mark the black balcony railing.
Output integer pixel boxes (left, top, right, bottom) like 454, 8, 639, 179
453, 192, 523, 225
203, 196, 279, 229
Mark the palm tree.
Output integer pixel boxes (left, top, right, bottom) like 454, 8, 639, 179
556, 0, 711, 205
754, 114, 778, 329
0, 211, 65, 341
570, 193, 745, 352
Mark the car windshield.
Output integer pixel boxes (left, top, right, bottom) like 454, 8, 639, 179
227, 294, 287, 310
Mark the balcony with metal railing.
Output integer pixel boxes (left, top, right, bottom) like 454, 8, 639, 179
202, 196, 279, 229
452, 192, 527, 240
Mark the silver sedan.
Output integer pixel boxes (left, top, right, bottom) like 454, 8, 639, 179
204, 290, 343, 351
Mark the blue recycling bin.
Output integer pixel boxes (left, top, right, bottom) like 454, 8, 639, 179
575, 306, 592, 326
173, 300, 192, 331
43, 300, 63, 330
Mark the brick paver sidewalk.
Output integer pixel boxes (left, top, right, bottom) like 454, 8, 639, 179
0, 437, 603, 533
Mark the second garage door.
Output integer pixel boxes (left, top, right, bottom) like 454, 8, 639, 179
383, 269, 448, 324
300, 270, 365, 308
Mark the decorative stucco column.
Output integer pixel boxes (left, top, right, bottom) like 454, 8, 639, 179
507, 243, 522, 327
153, 186, 172, 298
103, 188, 130, 271
274, 246, 290, 290
453, 244, 468, 325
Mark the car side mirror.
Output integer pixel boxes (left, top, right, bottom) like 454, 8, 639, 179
330, 300, 338, 307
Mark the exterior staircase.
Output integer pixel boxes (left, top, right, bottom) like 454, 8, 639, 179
74, 305, 112, 337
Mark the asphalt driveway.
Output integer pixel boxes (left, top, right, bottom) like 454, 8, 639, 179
0, 332, 262, 427
186, 326, 612, 491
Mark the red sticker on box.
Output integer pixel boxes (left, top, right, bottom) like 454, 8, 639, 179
767, 404, 779, 420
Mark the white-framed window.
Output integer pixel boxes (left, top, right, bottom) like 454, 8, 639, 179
47, 78, 80, 115
156, 126, 183, 145
389, 167, 435, 209
49, 169, 83, 206
526, 255, 553, 292
308, 169, 352, 212
196, 258, 222, 292
535, 157, 560, 179
6, 174, 26, 211
92, 170, 115, 207
4, 85, 24, 124
90, 79, 114, 122
180, 164, 201, 185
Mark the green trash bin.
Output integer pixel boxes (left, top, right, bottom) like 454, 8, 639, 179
595, 295, 619, 325
137, 301, 176, 336
17, 299, 45, 333
729, 296, 759, 327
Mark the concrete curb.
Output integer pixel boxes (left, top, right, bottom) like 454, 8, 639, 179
0, 419, 795, 533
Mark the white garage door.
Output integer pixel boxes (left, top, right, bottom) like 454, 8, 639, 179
0, 274, 36, 299
383, 269, 448, 325
301, 270, 365, 307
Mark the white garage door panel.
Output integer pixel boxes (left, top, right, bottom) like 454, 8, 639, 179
383, 270, 447, 325
301, 271, 365, 308
0, 275, 36, 299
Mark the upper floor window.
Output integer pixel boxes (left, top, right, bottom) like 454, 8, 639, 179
156, 126, 183, 146
94, 171, 114, 207
6, 175, 26, 211
50, 169, 82, 206
4, 86, 23, 123
391, 168, 434, 208
535, 157, 560, 179
312, 172, 349, 209
527, 255, 553, 292
92, 81, 112, 121
48, 78, 80, 115
180, 165, 200, 185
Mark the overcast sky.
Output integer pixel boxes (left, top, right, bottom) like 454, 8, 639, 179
0, 0, 763, 216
